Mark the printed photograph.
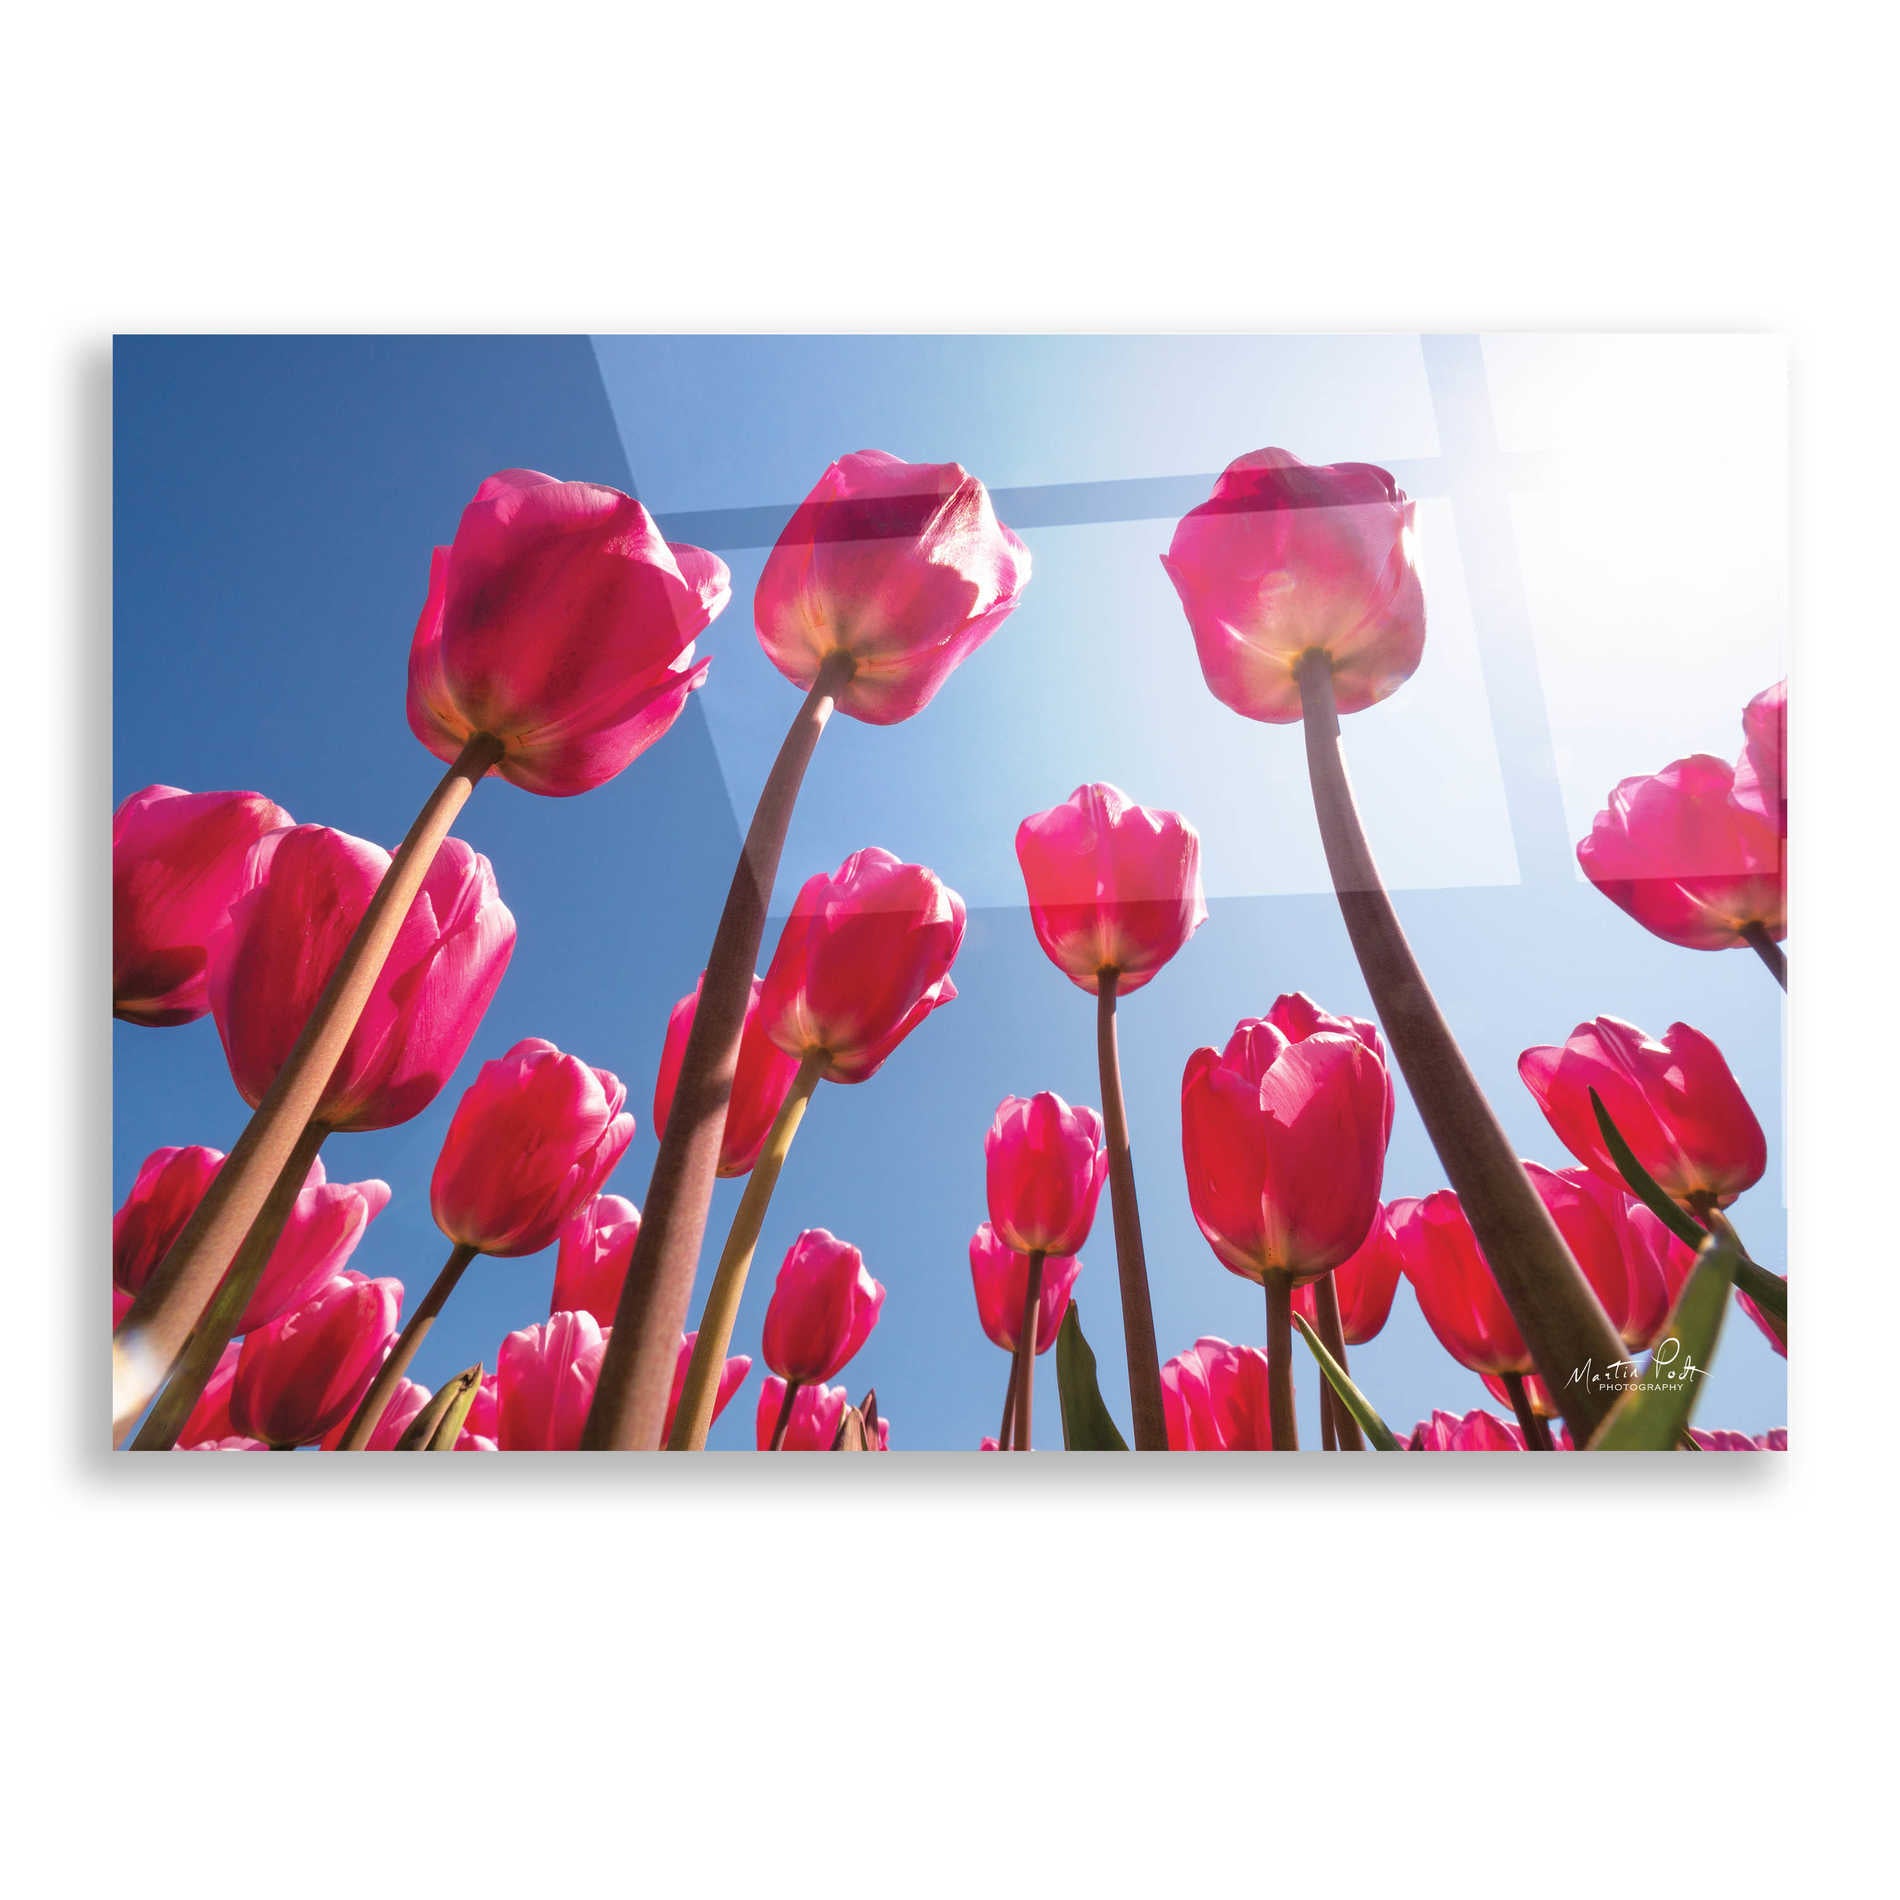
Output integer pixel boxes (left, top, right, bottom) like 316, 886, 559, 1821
110, 333, 1787, 1453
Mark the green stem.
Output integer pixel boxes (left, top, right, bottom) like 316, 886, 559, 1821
1312, 1276, 1364, 1451
1008, 1252, 1046, 1452
335, 1241, 479, 1450
1263, 1270, 1299, 1450
768, 1379, 802, 1451
114, 734, 503, 1444
1295, 652, 1627, 1442
585, 657, 851, 1450
1501, 1371, 1554, 1450
1741, 921, 1787, 990
129, 1119, 331, 1451
997, 1352, 1021, 1451
667, 1050, 826, 1449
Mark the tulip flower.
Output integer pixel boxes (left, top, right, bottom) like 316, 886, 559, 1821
338, 1039, 633, 1450
320, 1377, 431, 1451
1733, 680, 1786, 835
755, 448, 1031, 725
455, 1372, 501, 1452
653, 975, 801, 1177
1167, 451, 1630, 1445
1012, 786, 1206, 1452
228, 1271, 403, 1448
1162, 448, 1424, 725
1759, 1428, 1788, 1451
668, 849, 962, 1450
406, 470, 730, 797
1740, 1267, 1789, 1360
496, 1312, 609, 1452
985, 1093, 1107, 1259
1577, 755, 1786, 974
1161, 1338, 1275, 1451
1518, 1017, 1766, 1213
1015, 783, 1207, 996
1688, 1428, 1763, 1452
179, 1436, 269, 1451
589, 453, 1025, 1452
662, 1333, 751, 1444
113, 1146, 226, 1297
1291, 1200, 1403, 1450
176, 1340, 242, 1448
1407, 1409, 1526, 1452
551, 1194, 642, 1327
757, 1377, 891, 1452
113, 784, 294, 1026
761, 1230, 884, 1388
970, 1224, 1081, 1451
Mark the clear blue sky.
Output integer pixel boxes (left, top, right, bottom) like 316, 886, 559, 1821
113, 334, 1787, 1449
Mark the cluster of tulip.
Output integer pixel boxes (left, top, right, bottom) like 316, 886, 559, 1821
112, 445, 1786, 1452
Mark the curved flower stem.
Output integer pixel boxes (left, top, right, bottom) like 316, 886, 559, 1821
667, 1050, 827, 1450
1312, 1277, 1364, 1451
1741, 922, 1788, 991
996, 1354, 1021, 1450
335, 1241, 480, 1450
587, 657, 852, 1450
768, 1379, 803, 1451
1500, 1372, 1555, 1450
129, 1119, 330, 1451
1295, 653, 1626, 1441
113, 734, 504, 1443
1007, 1252, 1046, 1452
1095, 973, 1168, 1451
1262, 1271, 1299, 1450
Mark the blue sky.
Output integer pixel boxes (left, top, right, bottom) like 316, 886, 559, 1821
113, 334, 1787, 1449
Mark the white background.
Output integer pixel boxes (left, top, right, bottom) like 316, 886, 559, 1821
8, 4, 1891, 1894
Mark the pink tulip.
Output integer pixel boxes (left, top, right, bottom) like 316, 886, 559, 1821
759, 848, 965, 1082
229, 1270, 403, 1447
1291, 1202, 1403, 1344
754, 449, 1030, 725
1162, 449, 1425, 724
1390, 1192, 1532, 1378
177, 1339, 243, 1447
1014, 783, 1207, 995
969, 1224, 1081, 1354
756, 1377, 890, 1451
497, 1312, 610, 1451
1577, 755, 1784, 951
1740, 1269, 1789, 1360
985, 1092, 1108, 1258
320, 1376, 431, 1451
1759, 1428, 1788, 1450
1481, 1370, 1559, 1420
663, 1331, 751, 1443
1161, 1337, 1274, 1450
1689, 1428, 1762, 1451
1519, 1162, 1670, 1355
431, 1038, 635, 1256
652, 974, 802, 1176
113, 1145, 391, 1335
179, 1436, 270, 1452
761, 1230, 885, 1385
455, 1371, 500, 1451
1180, 995, 1390, 1283
406, 471, 730, 797
207, 825, 515, 1131
1407, 1409, 1526, 1451
979, 1436, 1001, 1452
1518, 1017, 1766, 1209
1732, 680, 1786, 834
113, 785, 295, 1026
550, 1194, 641, 1325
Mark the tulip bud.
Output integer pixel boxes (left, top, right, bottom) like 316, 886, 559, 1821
207, 825, 516, 1131
1390, 1192, 1532, 1378
1406, 1409, 1526, 1451
759, 848, 965, 1082
968, 1224, 1081, 1355
652, 974, 802, 1175
431, 1038, 635, 1257
1181, 996, 1391, 1283
1162, 448, 1424, 724
1014, 783, 1207, 995
761, 1229, 885, 1386
407, 471, 730, 796
1518, 1016, 1766, 1209
229, 1271, 403, 1447
551, 1194, 641, 1325
496, 1312, 610, 1451
984, 1093, 1107, 1258
1160, 1337, 1274, 1450
754, 449, 1030, 725
1290, 1202, 1403, 1344
1577, 755, 1784, 951
663, 1332, 751, 1443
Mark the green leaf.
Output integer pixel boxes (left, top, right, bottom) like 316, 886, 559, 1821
1587, 1235, 1737, 1450
1055, 1302, 1129, 1451
1588, 1088, 1707, 1249
396, 1364, 483, 1452
1291, 1315, 1403, 1450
